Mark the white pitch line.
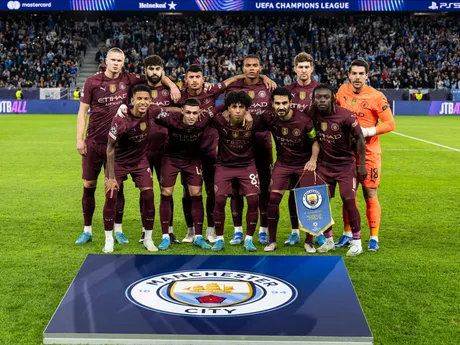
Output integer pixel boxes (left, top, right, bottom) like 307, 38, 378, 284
391, 131, 460, 152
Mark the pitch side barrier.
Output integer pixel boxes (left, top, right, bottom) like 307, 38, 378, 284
0, 100, 79, 114
392, 101, 460, 116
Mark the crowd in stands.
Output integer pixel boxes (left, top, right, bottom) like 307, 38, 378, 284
1, 13, 459, 90
0, 14, 90, 89
99, 13, 460, 90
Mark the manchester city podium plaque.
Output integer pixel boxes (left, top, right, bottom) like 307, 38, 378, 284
44, 255, 373, 344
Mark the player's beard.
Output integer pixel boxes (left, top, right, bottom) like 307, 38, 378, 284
147, 74, 161, 85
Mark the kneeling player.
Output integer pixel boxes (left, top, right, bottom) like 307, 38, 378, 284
256, 87, 319, 252
103, 85, 159, 253
309, 84, 367, 256
155, 99, 212, 250
211, 91, 261, 252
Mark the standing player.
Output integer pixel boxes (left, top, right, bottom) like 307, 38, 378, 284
284, 52, 320, 246
154, 99, 212, 251
310, 84, 367, 256
210, 91, 261, 252
335, 60, 395, 252
103, 85, 159, 253
179, 65, 275, 244
75, 48, 146, 245
258, 87, 320, 252
226, 55, 274, 246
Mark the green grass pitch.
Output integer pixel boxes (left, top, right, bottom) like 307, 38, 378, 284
0, 115, 459, 344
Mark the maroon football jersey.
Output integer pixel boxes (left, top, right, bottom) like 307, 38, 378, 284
81, 72, 146, 144
261, 109, 317, 166
154, 111, 211, 160
226, 79, 271, 115
211, 112, 262, 168
108, 107, 162, 165
178, 82, 226, 153
147, 84, 172, 154
311, 106, 363, 168
286, 80, 319, 113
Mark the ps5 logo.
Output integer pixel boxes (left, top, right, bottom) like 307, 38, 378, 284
429, 2, 460, 9
7, 1, 21, 9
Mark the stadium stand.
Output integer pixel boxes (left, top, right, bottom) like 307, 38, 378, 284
1, 13, 459, 89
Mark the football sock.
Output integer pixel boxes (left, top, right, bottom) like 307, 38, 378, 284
234, 226, 243, 234
182, 194, 193, 228
292, 229, 300, 235
205, 184, 215, 227
245, 235, 253, 240
84, 225, 92, 234
82, 187, 96, 227
141, 189, 154, 231
246, 195, 259, 236
114, 223, 123, 233
268, 192, 282, 243
324, 227, 333, 238
144, 230, 152, 240
162, 234, 169, 239
103, 190, 117, 231
191, 196, 204, 235
343, 198, 361, 240
160, 195, 172, 235
259, 191, 269, 228
168, 226, 174, 234
230, 194, 244, 227
259, 226, 268, 233
366, 197, 381, 237
370, 236, 379, 241
214, 195, 226, 236
169, 196, 174, 227
105, 230, 113, 241
288, 191, 299, 229
115, 183, 125, 224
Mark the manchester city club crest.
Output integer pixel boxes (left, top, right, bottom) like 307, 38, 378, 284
244, 131, 251, 137
140, 122, 146, 131
151, 90, 158, 99
360, 101, 369, 108
109, 84, 117, 93
162, 90, 170, 97
331, 123, 340, 131
232, 130, 239, 138
351, 98, 357, 106
293, 128, 301, 136
281, 127, 288, 135
302, 190, 322, 210
321, 122, 327, 131
258, 90, 267, 98
299, 92, 306, 100
248, 91, 255, 99
126, 269, 297, 317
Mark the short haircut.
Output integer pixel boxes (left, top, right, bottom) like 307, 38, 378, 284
312, 84, 336, 113
349, 59, 369, 74
107, 47, 125, 56
243, 54, 260, 64
132, 84, 152, 96
144, 55, 164, 68
224, 91, 252, 110
183, 98, 201, 108
294, 52, 314, 67
186, 64, 203, 74
271, 87, 292, 101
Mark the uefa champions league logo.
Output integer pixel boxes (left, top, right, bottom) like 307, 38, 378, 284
126, 270, 297, 317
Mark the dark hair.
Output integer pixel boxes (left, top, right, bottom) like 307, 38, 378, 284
349, 59, 370, 74
132, 84, 152, 96
312, 83, 336, 113
271, 87, 292, 101
224, 91, 252, 110
243, 54, 260, 64
186, 64, 203, 74
144, 55, 164, 68
183, 98, 201, 108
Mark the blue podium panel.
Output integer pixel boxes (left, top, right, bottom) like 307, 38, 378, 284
44, 255, 373, 345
